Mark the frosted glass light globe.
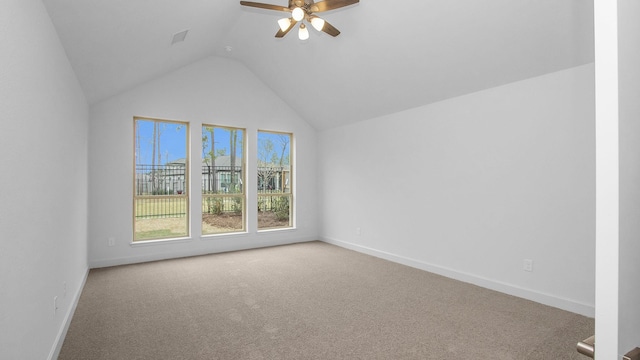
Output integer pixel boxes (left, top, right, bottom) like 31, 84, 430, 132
298, 23, 309, 40
278, 18, 292, 31
291, 7, 304, 21
311, 17, 325, 31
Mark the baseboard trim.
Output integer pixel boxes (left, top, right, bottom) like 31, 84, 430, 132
89, 237, 317, 269
321, 237, 595, 318
48, 267, 89, 360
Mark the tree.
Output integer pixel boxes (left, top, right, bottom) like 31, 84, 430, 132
276, 134, 290, 191
151, 122, 158, 193
207, 127, 216, 192
215, 149, 226, 157
258, 137, 276, 191
230, 129, 238, 193
135, 121, 142, 195
202, 126, 218, 193
277, 134, 289, 167
201, 133, 208, 160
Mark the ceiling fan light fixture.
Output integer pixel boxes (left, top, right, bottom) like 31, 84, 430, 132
291, 7, 305, 22
310, 16, 325, 31
239, 0, 359, 39
277, 17, 292, 31
298, 23, 309, 40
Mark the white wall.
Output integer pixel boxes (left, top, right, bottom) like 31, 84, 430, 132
618, 0, 640, 354
319, 64, 595, 316
88, 56, 318, 267
0, 1, 89, 359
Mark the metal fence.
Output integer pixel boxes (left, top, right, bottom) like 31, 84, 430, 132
257, 193, 291, 213
201, 165, 289, 193
202, 195, 244, 215
135, 164, 186, 196
135, 197, 187, 219
202, 165, 243, 194
134, 164, 291, 218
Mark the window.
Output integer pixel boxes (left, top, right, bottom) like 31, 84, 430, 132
257, 131, 292, 230
134, 118, 189, 241
202, 125, 245, 234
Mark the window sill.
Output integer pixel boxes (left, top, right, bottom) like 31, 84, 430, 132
130, 237, 192, 247
200, 231, 250, 240
257, 227, 297, 234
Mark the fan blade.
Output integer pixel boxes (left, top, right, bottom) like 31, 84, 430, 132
275, 19, 298, 37
320, 20, 340, 36
310, 0, 359, 13
240, 1, 290, 12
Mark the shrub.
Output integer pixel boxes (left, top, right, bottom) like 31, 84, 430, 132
232, 197, 242, 214
274, 196, 290, 221
206, 197, 223, 215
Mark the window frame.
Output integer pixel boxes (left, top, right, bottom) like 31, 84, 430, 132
201, 124, 247, 236
133, 116, 190, 242
257, 130, 293, 231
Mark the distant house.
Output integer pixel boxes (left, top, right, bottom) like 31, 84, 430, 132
257, 160, 290, 193
202, 155, 243, 193
136, 156, 290, 195
135, 159, 186, 195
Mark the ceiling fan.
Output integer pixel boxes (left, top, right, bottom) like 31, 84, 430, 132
240, 0, 359, 40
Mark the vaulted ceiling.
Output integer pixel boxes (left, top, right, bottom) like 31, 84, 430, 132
43, 0, 594, 130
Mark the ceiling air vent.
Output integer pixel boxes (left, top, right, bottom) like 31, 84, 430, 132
171, 29, 189, 45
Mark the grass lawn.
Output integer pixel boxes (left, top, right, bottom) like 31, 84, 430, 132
135, 197, 187, 218
134, 217, 188, 241
134, 195, 291, 241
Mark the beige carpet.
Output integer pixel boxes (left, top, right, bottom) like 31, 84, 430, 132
59, 241, 593, 359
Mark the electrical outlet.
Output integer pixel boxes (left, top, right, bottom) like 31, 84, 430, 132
63, 282, 67, 298
523, 259, 533, 272
108, 237, 115, 247
355, 227, 361, 236
53, 296, 58, 314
